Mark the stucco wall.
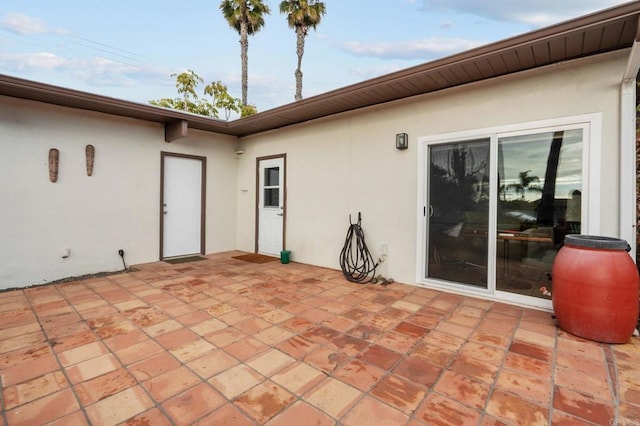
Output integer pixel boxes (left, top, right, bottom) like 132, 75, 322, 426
0, 99, 238, 289
0, 49, 628, 290
236, 50, 628, 286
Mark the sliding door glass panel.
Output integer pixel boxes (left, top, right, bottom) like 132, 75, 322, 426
496, 129, 583, 299
427, 139, 490, 288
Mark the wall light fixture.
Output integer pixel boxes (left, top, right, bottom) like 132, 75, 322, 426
395, 133, 408, 150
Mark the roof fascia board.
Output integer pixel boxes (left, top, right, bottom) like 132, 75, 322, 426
239, 49, 628, 141
231, 2, 640, 130
0, 74, 232, 132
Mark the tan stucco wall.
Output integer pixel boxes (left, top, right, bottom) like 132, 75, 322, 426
237, 50, 628, 286
0, 49, 628, 290
0, 99, 238, 288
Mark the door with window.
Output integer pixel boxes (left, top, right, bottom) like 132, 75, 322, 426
257, 156, 285, 255
422, 119, 588, 306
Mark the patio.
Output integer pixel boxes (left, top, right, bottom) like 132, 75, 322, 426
0, 251, 638, 425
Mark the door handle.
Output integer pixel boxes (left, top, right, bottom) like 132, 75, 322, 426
277, 213, 283, 216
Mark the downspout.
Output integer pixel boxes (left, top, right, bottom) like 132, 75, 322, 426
620, 20, 640, 262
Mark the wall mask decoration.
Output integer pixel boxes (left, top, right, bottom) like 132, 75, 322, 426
85, 144, 95, 176
48, 148, 59, 182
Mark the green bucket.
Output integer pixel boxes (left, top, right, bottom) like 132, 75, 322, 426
280, 250, 291, 264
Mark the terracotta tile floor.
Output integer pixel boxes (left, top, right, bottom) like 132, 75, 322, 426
1, 251, 639, 425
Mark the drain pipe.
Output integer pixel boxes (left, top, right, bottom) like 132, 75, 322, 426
620, 29, 640, 262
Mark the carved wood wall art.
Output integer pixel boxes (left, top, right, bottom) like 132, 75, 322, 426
86, 144, 95, 176
48, 148, 59, 182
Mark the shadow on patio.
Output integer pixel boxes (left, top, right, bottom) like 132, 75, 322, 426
1, 251, 639, 425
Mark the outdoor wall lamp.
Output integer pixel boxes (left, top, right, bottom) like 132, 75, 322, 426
396, 133, 408, 150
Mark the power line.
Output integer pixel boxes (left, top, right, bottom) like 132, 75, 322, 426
1, 28, 149, 68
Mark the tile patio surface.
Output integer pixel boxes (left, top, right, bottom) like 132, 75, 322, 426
1, 251, 639, 425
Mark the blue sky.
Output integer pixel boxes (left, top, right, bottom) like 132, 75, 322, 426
0, 0, 631, 114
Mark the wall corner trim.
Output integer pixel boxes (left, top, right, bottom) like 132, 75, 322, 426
165, 120, 188, 142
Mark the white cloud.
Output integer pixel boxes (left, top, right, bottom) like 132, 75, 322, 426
1, 12, 65, 35
418, 0, 626, 27
340, 38, 486, 60
440, 20, 454, 29
0, 51, 168, 89
72, 57, 139, 86
0, 52, 68, 70
350, 64, 405, 80
243, 73, 294, 109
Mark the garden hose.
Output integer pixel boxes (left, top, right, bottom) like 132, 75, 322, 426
339, 213, 378, 283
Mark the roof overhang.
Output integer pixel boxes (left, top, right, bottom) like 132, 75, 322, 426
2, 1, 640, 138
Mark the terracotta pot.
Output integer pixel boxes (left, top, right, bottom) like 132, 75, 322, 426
552, 235, 639, 343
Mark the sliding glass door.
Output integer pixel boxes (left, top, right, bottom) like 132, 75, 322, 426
496, 129, 583, 299
422, 120, 587, 305
426, 139, 490, 289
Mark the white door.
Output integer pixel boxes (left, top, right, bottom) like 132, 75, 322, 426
258, 157, 285, 255
162, 153, 205, 259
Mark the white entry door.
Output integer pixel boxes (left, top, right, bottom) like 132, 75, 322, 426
258, 156, 285, 255
161, 153, 205, 259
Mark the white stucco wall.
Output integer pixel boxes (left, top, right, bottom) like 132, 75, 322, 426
236, 50, 628, 286
0, 98, 238, 289
0, 49, 628, 291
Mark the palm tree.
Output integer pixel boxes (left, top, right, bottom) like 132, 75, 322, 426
506, 170, 542, 201
279, 0, 326, 101
220, 0, 270, 105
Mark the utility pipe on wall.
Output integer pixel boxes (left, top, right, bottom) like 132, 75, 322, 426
620, 32, 640, 262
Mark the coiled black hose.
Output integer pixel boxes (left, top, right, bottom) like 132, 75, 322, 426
339, 213, 378, 283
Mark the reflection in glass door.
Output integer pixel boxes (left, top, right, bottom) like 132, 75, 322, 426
427, 139, 490, 288
496, 129, 583, 299
423, 122, 587, 306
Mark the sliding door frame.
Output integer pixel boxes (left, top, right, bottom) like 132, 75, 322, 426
416, 113, 601, 309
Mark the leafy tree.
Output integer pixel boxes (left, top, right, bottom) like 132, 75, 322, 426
220, 0, 271, 106
239, 103, 258, 117
173, 69, 203, 111
148, 97, 179, 110
204, 81, 237, 120
280, 0, 326, 101
150, 71, 256, 119
150, 70, 208, 113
